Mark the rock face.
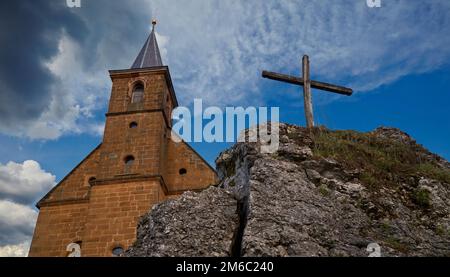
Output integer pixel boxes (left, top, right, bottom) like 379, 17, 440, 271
125, 188, 238, 257
126, 124, 450, 257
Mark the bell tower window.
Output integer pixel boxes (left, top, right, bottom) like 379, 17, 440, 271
131, 83, 144, 103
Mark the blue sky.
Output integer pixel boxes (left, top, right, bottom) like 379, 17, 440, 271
0, 0, 449, 256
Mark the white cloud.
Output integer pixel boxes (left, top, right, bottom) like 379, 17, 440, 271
87, 122, 105, 137
0, 160, 56, 205
0, 200, 37, 256
0, 241, 31, 257
156, 32, 170, 65
31, 34, 110, 140
135, 0, 450, 107
0, 200, 37, 235
0, 160, 55, 257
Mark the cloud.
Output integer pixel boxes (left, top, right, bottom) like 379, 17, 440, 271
0, 200, 37, 249
155, 32, 170, 65
0, 0, 89, 140
0, 160, 55, 256
1, 0, 450, 139
0, 241, 32, 258
139, 0, 450, 106
0, 160, 56, 205
39, 34, 109, 139
0, 1, 159, 140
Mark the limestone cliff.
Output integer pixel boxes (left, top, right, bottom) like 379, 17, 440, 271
126, 124, 450, 257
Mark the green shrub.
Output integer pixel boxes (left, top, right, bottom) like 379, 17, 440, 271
311, 129, 450, 191
416, 163, 450, 184
318, 184, 330, 197
413, 188, 431, 208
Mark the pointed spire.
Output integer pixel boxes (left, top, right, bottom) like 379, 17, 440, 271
131, 20, 163, 69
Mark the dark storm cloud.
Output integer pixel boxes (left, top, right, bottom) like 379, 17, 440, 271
0, 0, 87, 131
0, 0, 157, 138
70, 0, 155, 69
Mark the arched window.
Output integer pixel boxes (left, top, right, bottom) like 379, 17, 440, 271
129, 122, 138, 129
131, 83, 144, 103
124, 155, 135, 166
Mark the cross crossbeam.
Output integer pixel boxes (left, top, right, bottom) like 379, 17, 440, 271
262, 55, 353, 128
261, 71, 353, 96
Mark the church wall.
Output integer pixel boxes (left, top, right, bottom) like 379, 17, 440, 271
39, 146, 101, 203
29, 203, 89, 257
98, 112, 166, 179
164, 139, 217, 193
81, 180, 163, 257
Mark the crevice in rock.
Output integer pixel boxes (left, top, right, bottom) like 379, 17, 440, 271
303, 167, 311, 181
230, 195, 249, 257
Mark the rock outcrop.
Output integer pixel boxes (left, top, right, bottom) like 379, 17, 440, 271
126, 124, 450, 257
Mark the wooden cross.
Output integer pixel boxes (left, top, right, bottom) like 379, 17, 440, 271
262, 55, 353, 128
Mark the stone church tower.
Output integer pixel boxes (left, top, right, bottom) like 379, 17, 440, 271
29, 22, 217, 257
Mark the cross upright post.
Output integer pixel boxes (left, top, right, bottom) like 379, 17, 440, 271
302, 55, 314, 128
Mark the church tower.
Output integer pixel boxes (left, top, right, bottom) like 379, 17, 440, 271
29, 22, 217, 257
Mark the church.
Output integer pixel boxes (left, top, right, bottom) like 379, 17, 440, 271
29, 21, 217, 257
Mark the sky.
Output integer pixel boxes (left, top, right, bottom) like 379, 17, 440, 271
0, 0, 449, 256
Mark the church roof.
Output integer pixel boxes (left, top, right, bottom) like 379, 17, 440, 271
131, 21, 163, 69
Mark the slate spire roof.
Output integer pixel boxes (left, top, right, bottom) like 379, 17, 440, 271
131, 20, 163, 69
